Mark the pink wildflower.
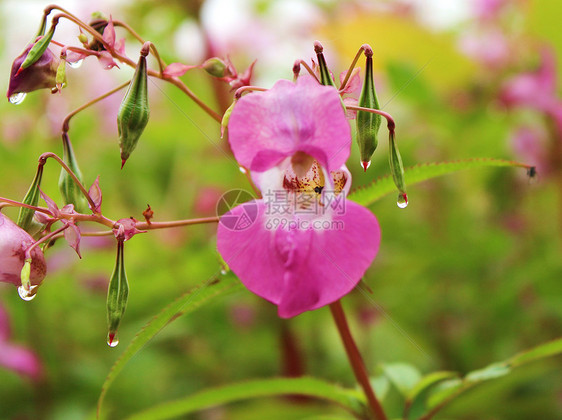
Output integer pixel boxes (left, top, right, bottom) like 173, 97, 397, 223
217, 77, 380, 318
0, 212, 47, 287
0, 304, 42, 381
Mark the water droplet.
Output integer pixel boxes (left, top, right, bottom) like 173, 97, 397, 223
68, 59, 83, 69
361, 160, 371, 171
397, 193, 408, 209
17, 285, 38, 301
9, 92, 26, 105
107, 332, 119, 347
220, 269, 227, 275
239, 167, 247, 174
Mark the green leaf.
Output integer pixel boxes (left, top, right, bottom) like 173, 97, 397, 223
464, 362, 511, 382
349, 158, 532, 207
508, 337, 562, 367
97, 273, 244, 419
406, 371, 458, 404
370, 374, 391, 401
381, 362, 422, 396
125, 377, 366, 420
422, 337, 562, 418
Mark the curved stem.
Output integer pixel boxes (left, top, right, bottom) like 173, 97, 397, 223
330, 301, 387, 420
296, 60, 320, 83
39, 152, 97, 211
340, 44, 371, 92
344, 105, 395, 132
62, 81, 130, 132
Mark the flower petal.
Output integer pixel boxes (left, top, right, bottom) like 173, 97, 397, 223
217, 200, 380, 318
0, 342, 42, 381
228, 76, 351, 172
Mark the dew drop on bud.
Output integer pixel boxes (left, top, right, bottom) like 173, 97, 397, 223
239, 167, 247, 174
107, 332, 119, 347
220, 269, 227, 275
361, 160, 371, 172
68, 59, 84, 69
9, 92, 27, 105
17, 285, 38, 301
397, 193, 408, 209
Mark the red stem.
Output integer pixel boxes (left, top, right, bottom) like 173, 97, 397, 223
330, 301, 387, 420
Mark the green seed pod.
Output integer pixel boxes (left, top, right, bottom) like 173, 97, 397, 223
106, 239, 129, 347
59, 133, 89, 212
17, 164, 44, 234
20, 23, 56, 71
356, 47, 381, 171
388, 131, 408, 208
314, 41, 336, 87
117, 44, 150, 168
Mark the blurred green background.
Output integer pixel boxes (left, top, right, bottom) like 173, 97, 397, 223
0, 0, 561, 419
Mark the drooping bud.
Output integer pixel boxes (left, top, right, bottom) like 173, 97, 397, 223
117, 43, 150, 168
7, 44, 58, 101
389, 131, 408, 208
356, 46, 381, 170
314, 41, 336, 87
0, 212, 47, 288
59, 133, 89, 213
106, 238, 129, 347
202, 57, 229, 78
16, 164, 44, 234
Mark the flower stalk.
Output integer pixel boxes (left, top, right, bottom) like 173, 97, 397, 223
330, 301, 387, 420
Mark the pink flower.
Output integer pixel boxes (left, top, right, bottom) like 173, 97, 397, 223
0, 212, 47, 287
500, 48, 559, 114
0, 303, 42, 381
7, 44, 58, 99
217, 77, 381, 318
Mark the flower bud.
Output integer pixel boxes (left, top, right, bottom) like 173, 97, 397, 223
59, 133, 89, 212
106, 239, 129, 347
356, 47, 381, 170
7, 44, 58, 100
117, 44, 150, 168
221, 101, 235, 138
202, 57, 229, 78
0, 212, 46, 287
314, 41, 336, 87
389, 131, 408, 208
17, 164, 44, 234
19, 23, 56, 71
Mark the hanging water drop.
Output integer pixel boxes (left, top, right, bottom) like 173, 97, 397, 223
67, 59, 83, 69
9, 92, 26, 105
239, 167, 247, 174
17, 285, 38, 301
397, 193, 408, 209
361, 160, 371, 171
220, 269, 227, 275
107, 332, 119, 347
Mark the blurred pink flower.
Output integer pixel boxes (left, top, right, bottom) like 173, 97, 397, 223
0, 303, 42, 381
500, 48, 559, 113
217, 77, 380, 318
459, 28, 511, 69
474, 0, 507, 20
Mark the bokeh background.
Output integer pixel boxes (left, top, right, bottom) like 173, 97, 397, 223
1, 0, 561, 418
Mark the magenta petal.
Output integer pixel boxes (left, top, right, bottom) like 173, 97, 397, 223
0, 342, 42, 381
217, 201, 380, 318
228, 76, 351, 172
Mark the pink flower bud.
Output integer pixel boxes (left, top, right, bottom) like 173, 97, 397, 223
0, 212, 46, 287
7, 44, 58, 99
